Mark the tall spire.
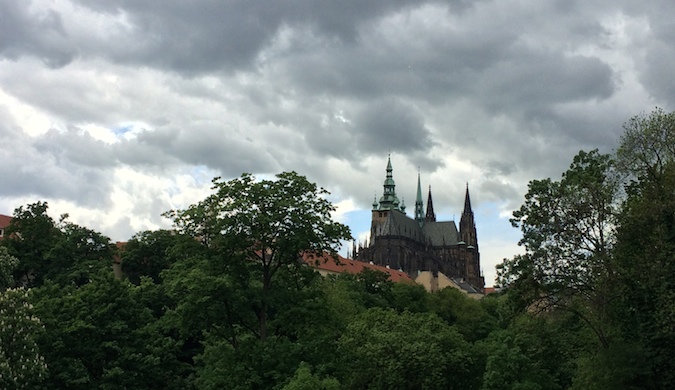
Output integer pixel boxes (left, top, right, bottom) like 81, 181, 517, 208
463, 182, 473, 215
425, 185, 436, 222
376, 155, 402, 211
460, 183, 477, 248
414, 173, 424, 222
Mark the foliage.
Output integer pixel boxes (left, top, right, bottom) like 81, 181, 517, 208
2, 202, 114, 287
338, 307, 476, 390
32, 272, 190, 390
0, 288, 48, 390
282, 362, 341, 390
0, 247, 19, 290
498, 149, 620, 347
165, 172, 351, 342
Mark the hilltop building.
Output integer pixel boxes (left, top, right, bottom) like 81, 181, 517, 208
355, 156, 485, 292
0, 214, 11, 240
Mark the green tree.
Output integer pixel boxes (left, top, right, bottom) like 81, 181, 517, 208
338, 308, 475, 390
0, 288, 48, 390
0, 247, 19, 289
2, 202, 114, 287
120, 229, 185, 284
498, 150, 620, 347
613, 108, 675, 387
32, 272, 189, 389
282, 362, 341, 390
3, 202, 61, 286
482, 314, 576, 390
165, 172, 351, 342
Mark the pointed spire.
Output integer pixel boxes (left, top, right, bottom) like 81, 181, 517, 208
460, 182, 478, 248
414, 173, 424, 222
463, 182, 473, 215
425, 185, 436, 222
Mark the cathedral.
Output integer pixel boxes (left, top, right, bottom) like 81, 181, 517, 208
354, 156, 485, 292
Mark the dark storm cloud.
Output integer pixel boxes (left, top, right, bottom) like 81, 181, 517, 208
66, 0, 474, 74
353, 99, 436, 155
0, 1, 77, 67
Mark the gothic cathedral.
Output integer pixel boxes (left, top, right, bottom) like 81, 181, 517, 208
355, 156, 485, 292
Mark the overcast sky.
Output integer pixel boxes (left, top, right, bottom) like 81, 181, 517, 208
1, 0, 673, 285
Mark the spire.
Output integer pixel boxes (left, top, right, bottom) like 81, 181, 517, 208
425, 185, 436, 222
463, 182, 473, 216
377, 155, 402, 211
460, 183, 477, 248
414, 173, 424, 222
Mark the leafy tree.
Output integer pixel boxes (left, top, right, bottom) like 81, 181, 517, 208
3, 202, 61, 286
32, 272, 190, 389
613, 108, 675, 387
0, 247, 19, 289
282, 362, 341, 390
482, 314, 576, 390
0, 288, 48, 390
44, 221, 114, 286
498, 150, 620, 347
165, 172, 351, 342
2, 202, 114, 287
338, 308, 476, 390
0, 250, 47, 389
120, 229, 185, 284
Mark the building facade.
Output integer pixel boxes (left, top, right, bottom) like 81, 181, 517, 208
355, 157, 485, 292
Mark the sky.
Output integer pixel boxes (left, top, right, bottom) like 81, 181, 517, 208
1, 1, 674, 286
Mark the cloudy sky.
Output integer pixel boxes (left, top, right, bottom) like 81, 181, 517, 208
1, 0, 673, 285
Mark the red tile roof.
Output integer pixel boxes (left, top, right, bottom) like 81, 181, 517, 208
0, 214, 12, 229
301, 252, 414, 283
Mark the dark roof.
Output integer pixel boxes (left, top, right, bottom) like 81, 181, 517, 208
452, 277, 480, 294
422, 221, 459, 246
374, 210, 460, 246
379, 210, 425, 242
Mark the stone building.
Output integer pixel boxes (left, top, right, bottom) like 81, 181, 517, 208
355, 156, 485, 292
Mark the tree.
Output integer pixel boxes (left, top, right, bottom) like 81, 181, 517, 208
337, 308, 476, 390
165, 171, 351, 342
120, 229, 185, 284
32, 272, 190, 390
0, 250, 47, 389
614, 108, 675, 387
0, 247, 19, 290
0, 288, 48, 390
498, 150, 621, 347
2, 202, 114, 287
2, 202, 60, 286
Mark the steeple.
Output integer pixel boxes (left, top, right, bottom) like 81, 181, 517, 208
425, 185, 436, 222
463, 183, 472, 215
459, 183, 477, 248
376, 155, 402, 211
414, 173, 424, 222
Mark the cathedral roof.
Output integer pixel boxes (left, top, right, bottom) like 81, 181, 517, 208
379, 210, 425, 242
375, 210, 459, 246
422, 221, 459, 246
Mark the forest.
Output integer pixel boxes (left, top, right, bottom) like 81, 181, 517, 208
1, 109, 674, 389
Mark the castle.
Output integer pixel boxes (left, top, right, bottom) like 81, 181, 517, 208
354, 156, 485, 292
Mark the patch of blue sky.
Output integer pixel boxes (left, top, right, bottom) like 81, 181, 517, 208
113, 125, 133, 136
